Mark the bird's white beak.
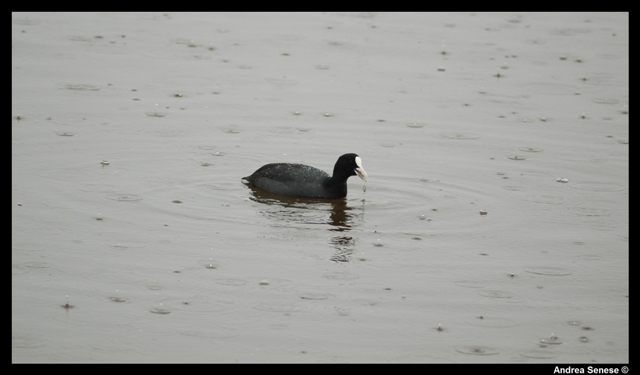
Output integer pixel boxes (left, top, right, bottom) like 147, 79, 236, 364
355, 156, 367, 182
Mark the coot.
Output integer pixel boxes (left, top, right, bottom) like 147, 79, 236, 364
242, 153, 367, 199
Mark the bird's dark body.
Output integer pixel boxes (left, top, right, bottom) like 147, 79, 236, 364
244, 163, 343, 198
242, 154, 366, 199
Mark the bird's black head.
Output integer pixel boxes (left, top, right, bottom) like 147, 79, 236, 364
333, 153, 367, 182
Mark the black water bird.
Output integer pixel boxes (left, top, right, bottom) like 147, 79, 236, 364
242, 153, 367, 199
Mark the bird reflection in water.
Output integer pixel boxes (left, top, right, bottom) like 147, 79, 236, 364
245, 185, 364, 262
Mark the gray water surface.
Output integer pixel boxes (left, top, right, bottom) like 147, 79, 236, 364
12, 12, 628, 363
